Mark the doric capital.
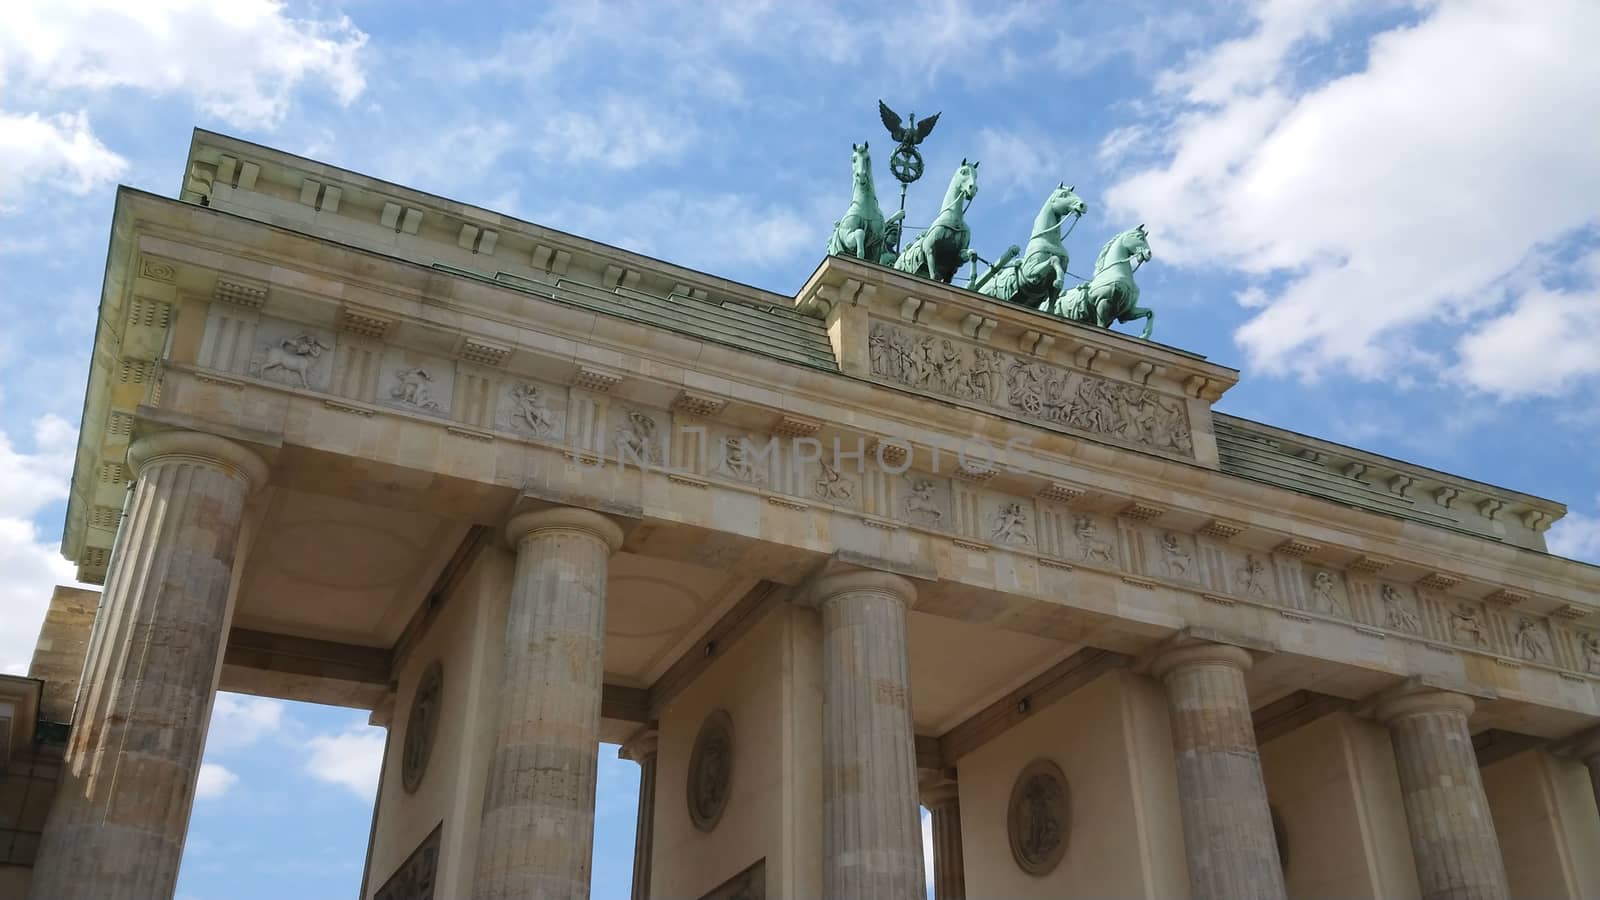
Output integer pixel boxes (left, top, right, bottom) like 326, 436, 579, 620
505, 507, 624, 552
800, 567, 917, 610
1375, 689, 1475, 725
127, 430, 270, 491
619, 726, 659, 763
919, 770, 959, 810
1150, 642, 1253, 680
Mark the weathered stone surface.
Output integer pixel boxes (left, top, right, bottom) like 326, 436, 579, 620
808, 569, 925, 899
31, 431, 266, 900
1152, 643, 1286, 900
471, 507, 623, 900
920, 774, 965, 900
27, 586, 100, 724
1377, 691, 1509, 900
619, 728, 659, 900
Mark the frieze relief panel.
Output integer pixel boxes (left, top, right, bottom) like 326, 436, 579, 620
496, 377, 567, 440
379, 347, 454, 416
249, 318, 337, 392
867, 319, 1194, 458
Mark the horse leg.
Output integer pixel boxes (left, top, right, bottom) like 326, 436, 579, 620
850, 228, 866, 260
1122, 306, 1155, 339
1095, 296, 1115, 328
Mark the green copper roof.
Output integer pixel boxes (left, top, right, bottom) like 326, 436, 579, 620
434, 263, 839, 372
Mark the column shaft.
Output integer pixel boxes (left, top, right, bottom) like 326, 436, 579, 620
921, 779, 965, 900
1584, 755, 1600, 829
1379, 691, 1509, 900
814, 569, 925, 899
1153, 643, 1286, 900
472, 508, 622, 900
31, 432, 265, 900
620, 729, 659, 900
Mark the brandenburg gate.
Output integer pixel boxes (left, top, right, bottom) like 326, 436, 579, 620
4, 128, 1600, 899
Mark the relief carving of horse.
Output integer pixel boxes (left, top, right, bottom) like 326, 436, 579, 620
894, 159, 979, 283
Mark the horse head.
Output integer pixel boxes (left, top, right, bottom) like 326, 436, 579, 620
1096, 225, 1153, 272
851, 142, 872, 189
951, 158, 980, 204
1049, 182, 1087, 219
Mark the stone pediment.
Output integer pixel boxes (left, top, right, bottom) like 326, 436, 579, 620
795, 254, 1239, 466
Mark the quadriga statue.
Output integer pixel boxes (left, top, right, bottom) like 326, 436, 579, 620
977, 183, 1086, 309
826, 142, 903, 266
1041, 225, 1156, 339
894, 158, 979, 284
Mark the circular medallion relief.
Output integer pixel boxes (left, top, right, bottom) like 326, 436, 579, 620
1008, 758, 1070, 876
401, 660, 443, 794
687, 709, 734, 832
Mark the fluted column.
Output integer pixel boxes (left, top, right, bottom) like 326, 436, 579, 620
620, 727, 659, 900
1572, 729, 1600, 834
920, 772, 965, 900
472, 507, 623, 900
1152, 643, 1286, 900
809, 568, 925, 899
1377, 690, 1509, 900
31, 431, 268, 900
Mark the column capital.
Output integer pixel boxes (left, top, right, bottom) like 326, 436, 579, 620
1376, 689, 1475, 725
1150, 641, 1253, 680
800, 566, 917, 610
619, 726, 659, 763
127, 430, 270, 490
505, 506, 624, 552
919, 770, 959, 809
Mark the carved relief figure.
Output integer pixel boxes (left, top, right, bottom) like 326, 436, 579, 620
903, 478, 944, 525
1074, 517, 1113, 563
991, 502, 1032, 547
1236, 555, 1269, 597
615, 410, 663, 464
720, 436, 762, 483
1008, 759, 1069, 876
509, 383, 554, 435
259, 333, 331, 388
1160, 532, 1191, 577
1584, 633, 1600, 674
391, 367, 440, 409
1311, 570, 1349, 617
867, 320, 1193, 457
813, 459, 853, 502
1515, 617, 1552, 662
1382, 584, 1420, 633
1450, 602, 1487, 646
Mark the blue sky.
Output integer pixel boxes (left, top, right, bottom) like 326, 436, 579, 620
1, 1, 1598, 897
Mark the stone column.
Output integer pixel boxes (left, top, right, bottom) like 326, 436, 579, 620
1377, 690, 1509, 900
31, 431, 268, 900
472, 507, 623, 900
1572, 728, 1600, 832
619, 727, 659, 900
1151, 643, 1286, 900
920, 771, 965, 900
810, 569, 925, 899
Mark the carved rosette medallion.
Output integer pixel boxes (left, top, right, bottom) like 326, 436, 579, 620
687, 709, 734, 832
1008, 758, 1070, 876
401, 660, 443, 794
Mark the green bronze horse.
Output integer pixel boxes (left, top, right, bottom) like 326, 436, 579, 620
977, 183, 1086, 307
827, 142, 902, 266
895, 158, 979, 283
1042, 225, 1156, 339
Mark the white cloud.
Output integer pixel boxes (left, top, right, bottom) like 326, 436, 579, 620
0, 110, 126, 206
195, 762, 239, 799
205, 693, 285, 752
0, 415, 84, 675
1453, 252, 1600, 398
1, 0, 368, 129
973, 127, 1062, 203
1549, 498, 1600, 565
1105, 0, 1600, 391
305, 727, 385, 801
532, 97, 697, 171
